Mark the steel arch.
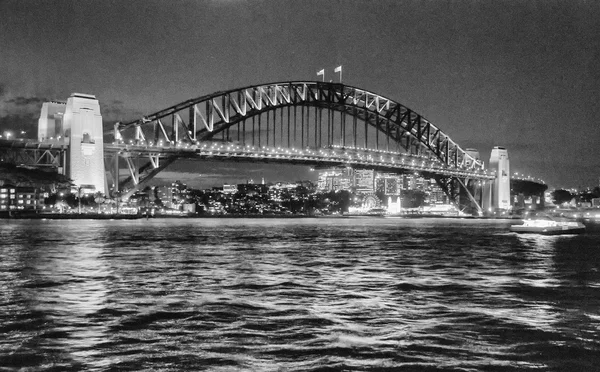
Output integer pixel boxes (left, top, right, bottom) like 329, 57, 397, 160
113, 81, 483, 170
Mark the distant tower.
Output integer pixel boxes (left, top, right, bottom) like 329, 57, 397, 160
38, 101, 67, 141
62, 93, 106, 195
465, 148, 480, 166
487, 146, 510, 211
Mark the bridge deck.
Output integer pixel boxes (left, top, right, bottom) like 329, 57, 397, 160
104, 142, 495, 180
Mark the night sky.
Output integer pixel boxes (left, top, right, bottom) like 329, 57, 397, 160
1, 0, 599, 189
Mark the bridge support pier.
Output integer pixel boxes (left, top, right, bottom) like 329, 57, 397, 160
434, 175, 485, 216
485, 146, 511, 212
104, 148, 177, 199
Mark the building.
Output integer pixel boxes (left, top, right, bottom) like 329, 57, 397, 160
223, 184, 238, 194
268, 182, 301, 202
156, 181, 190, 209
0, 185, 16, 210
375, 173, 401, 195
237, 183, 268, 196
0, 185, 45, 211
317, 168, 352, 191
354, 169, 375, 193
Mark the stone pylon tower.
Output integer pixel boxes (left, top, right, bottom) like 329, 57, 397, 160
485, 146, 510, 211
62, 93, 106, 195
38, 101, 67, 141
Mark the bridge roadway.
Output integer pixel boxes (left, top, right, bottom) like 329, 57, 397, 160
0, 137, 495, 181
0, 138, 68, 169
0, 138, 68, 150
103, 140, 496, 180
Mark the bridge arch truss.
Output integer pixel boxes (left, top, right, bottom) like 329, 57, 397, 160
108, 81, 491, 213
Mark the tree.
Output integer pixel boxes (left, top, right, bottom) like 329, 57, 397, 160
402, 190, 426, 208
551, 189, 573, 205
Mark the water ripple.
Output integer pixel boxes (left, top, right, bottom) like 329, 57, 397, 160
1, 218, 599, 371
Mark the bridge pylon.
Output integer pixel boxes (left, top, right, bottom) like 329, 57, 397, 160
483, 146, 511, 213
62, 94, 106, 195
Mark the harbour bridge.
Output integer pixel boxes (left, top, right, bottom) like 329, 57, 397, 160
0, 81, 544, 214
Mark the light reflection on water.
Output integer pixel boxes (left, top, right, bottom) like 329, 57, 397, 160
1, 217, 599, 371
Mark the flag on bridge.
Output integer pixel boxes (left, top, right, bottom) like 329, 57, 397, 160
334, 65, 342, 83
317, 69, 325, 81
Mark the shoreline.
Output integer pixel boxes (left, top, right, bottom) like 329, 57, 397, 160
0, 211, 522, 220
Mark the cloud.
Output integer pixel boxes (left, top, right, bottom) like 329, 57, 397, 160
6, 96, 48, 106
0, 113, 38, 137
100, 99, 144, 130
1, 94, 48, 111
0, 93, 47, 137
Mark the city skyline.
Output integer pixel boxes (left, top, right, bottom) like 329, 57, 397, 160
2, 0, 599, 189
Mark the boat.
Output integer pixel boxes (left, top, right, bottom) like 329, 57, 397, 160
510, 215, 586, 235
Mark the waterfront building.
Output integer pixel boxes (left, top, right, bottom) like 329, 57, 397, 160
156, 181, 190, 210
0, 185, 46, 211
354, 169, 375, 193
237, 183, 268, 196
375, 173, 401, 196
268, 182, 300, 202
0, 185, 16, 210
223, 184, 238, 194
317, 168, 352, 191
426, 180, 449, 204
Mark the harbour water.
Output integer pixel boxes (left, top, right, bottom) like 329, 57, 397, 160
1, 218, 599, 371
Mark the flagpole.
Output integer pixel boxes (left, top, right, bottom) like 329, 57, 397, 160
334, 65, 343, 83
317, 69, 325, 82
